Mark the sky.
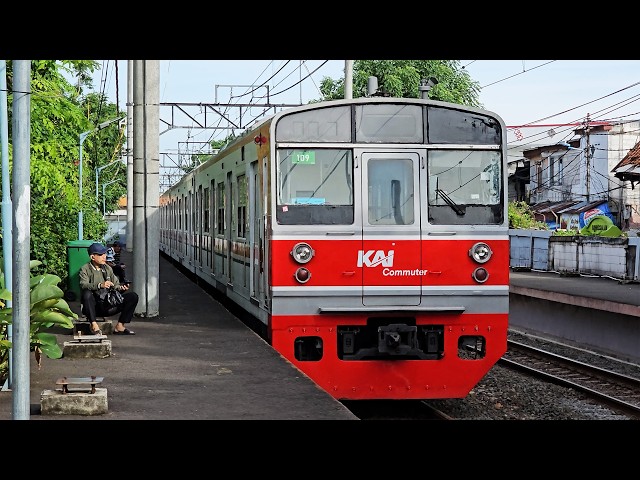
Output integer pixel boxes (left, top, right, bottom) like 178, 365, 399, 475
92, 59, 640, 179
94, 60, 346, 157
459, 60, 640, 161
461, 60, 640, 126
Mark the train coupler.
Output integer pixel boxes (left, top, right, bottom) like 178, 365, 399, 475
378, 324, 419, 356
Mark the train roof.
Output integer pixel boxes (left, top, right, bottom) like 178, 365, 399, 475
161, 96, 506, 197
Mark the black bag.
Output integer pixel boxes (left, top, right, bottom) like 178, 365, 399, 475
96, 287, 124, 308
95, 266, 124, 308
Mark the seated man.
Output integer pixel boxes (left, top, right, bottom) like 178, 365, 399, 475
79, 242, 138, 335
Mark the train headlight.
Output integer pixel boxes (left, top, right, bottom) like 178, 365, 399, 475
291, 242, 314, 264
472, 267, 489, 283
294, 267, 311, 284
469, 242, 492, 263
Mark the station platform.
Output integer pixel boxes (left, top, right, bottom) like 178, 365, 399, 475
509, 268, 640, 363
510, 269, 640, 317
0, 249, 357, 421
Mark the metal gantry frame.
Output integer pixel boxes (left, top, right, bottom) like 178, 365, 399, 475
157, 100, 301, 193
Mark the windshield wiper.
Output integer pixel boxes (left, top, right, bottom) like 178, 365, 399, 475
436, 189, 465, 216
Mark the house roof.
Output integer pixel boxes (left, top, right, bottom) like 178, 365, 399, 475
530, 200, 608, 218
612, 141, 640, 183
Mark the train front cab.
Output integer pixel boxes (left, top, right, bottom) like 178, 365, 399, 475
268, 99, 509, 401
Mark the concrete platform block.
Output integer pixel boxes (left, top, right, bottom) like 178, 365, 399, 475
63, 339, 112, 359
41, 388, 108, 415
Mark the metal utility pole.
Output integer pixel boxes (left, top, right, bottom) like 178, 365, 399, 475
132, 60, 160, 318
11, 60, 31, 420
585, 114, 591, 202
345, 60, 353, 99
0, 60, 13, 392
126, 60, 134, 252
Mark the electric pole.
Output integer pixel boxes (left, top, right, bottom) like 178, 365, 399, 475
585, 114, 591, 202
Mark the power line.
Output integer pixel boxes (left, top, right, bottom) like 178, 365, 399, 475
480, 60, 557, 88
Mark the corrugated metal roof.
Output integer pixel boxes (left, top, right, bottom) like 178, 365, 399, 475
612, 141, 640, 181
531, 201, 579, 214
530, 200, 606, 216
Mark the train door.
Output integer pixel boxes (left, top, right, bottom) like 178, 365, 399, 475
187, 192, 193, 262
178, 195, 182, 257
225, 171, 233, 285
215, 180, 225, 277
249, 160, 264, 303
360, 151, 423, 306
205, 181, 213, 273
195, 184, 202, 269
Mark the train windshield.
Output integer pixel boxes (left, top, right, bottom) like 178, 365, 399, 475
427, 149, 503, 225
276, 148, 354, 225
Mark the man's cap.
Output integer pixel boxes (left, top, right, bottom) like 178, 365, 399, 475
113, 241, 122, 246
88, 243, 108, 255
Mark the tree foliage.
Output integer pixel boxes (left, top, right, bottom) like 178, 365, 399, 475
2, 60, 125, 289
316, 60, 482, 106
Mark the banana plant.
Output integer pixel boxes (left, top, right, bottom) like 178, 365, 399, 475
0, 260, 78, 383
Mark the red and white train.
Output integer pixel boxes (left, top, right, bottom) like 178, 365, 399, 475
159, 96, 509, 400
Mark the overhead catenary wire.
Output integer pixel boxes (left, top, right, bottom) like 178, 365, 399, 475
104, 60, 640, 196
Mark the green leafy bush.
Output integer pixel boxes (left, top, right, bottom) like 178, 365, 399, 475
552, 229, 579, 236
508, 201, 549, 230
0, 260, 77, 385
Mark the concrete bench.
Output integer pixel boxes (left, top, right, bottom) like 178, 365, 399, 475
63, 332, 112, 359
56, 376, 104, 394
41, 376, 108, 415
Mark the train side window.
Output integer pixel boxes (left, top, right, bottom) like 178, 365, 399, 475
203, 187, 210, 233
217, 182, 225, 234
276, 148, 354, 225
237, 174, 247, 238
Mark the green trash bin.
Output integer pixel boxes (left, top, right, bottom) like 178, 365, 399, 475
66, 240, 94, 301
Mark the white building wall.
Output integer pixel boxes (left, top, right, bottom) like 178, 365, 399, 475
104, 208, 127, 245
579, 242, 626, 276
550, 242, 577, 271
607, 122, 640, 227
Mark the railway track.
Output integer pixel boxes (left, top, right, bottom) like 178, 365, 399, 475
501, 340, 640, 419
343, 336, 640, 420
341, 399, 453, 420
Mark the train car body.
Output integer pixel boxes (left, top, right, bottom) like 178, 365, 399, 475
159, 97, 509, 401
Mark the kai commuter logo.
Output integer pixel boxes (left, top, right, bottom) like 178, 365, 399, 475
357, 249, 427, 277
358, 250, 394, 267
